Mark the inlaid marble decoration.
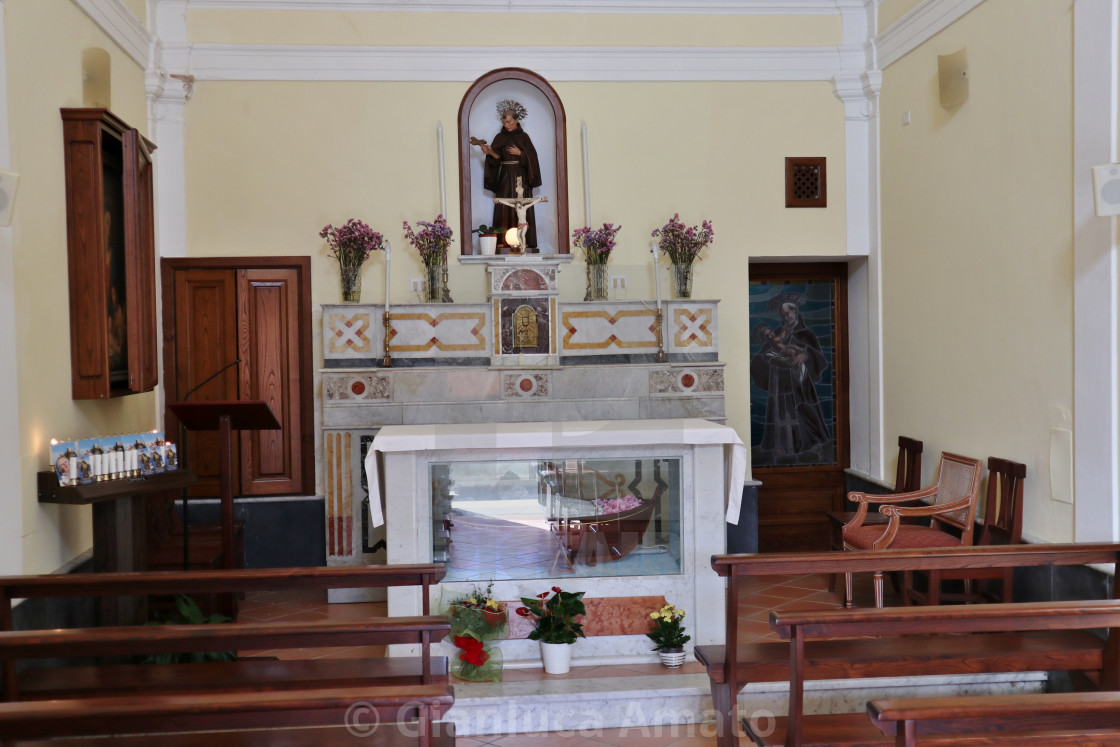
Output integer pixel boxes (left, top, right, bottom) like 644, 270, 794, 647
504, 595, 668, 638
489, 263, 558, 295
502, 372, 550, 398
323, 373, 391, 401
324, 431, 353, 558
388, 310, 488, 354
326, 310, 373, 355
671, 307, 714, 350
560, 308, 658, 352
649, 368, 724, 394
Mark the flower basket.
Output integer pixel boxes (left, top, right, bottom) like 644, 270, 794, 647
441, 584, 508, 682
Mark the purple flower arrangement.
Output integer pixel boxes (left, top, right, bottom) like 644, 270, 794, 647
319, 218, 386, 269
402, 214, 455, 267
595, 494, 643, 514
651, 214, 715, 265
572, 223, 621, 265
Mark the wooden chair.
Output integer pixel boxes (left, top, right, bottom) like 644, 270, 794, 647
842, 451, 983, 607
906, 457, 1026, 606
827, 436, 923, 592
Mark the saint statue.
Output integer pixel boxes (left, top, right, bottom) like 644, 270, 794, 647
470, 99, 543, 251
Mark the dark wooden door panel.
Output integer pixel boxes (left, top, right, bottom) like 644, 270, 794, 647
750, 263, 850, 553
238, 268, 302, 495
171, 269, 239, 498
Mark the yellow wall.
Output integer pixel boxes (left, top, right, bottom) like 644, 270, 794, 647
879, 0, 1075, 541
5, 0, 159, 574
186, 9, 841, 47
878, 0, 927, 33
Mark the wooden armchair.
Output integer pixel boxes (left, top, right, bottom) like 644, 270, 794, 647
842, 451, 983, 607
905, 456, 1026, 605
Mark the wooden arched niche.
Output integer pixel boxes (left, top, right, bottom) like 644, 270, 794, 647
458, 68, 569, 256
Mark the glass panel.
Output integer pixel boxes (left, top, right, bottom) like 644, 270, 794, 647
748, 280, 838, 467
432, 457, 681, 582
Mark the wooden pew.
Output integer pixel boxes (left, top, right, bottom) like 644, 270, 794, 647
754, 598, 1120, 746
868, 691, 1120, 746
0, 684, 455, 746
0, 565, 447, 703
693, 543, 1120, 747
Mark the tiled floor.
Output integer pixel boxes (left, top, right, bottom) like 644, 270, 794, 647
236, 572, 892, 745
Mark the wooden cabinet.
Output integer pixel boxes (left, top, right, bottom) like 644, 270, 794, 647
61, 108, 157, 399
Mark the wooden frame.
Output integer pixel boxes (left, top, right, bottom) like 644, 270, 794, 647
458, 67, 569, 256
61, 109, 157, 399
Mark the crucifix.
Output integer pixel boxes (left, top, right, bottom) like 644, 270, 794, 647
494, 176, 548, 252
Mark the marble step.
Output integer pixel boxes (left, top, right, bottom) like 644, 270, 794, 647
446, 669, 1048, 737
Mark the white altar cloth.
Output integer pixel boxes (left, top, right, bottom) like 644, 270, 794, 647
363, 418, 747, 527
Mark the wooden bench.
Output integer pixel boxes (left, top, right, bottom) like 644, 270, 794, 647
694, 543, 1120, 747
752, 598, 1120, 746
868, 691, 1120, 746
0, 685, 455, 746
0, 565, 447, 703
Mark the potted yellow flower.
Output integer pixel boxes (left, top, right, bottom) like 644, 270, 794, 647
646, 603, 690, 668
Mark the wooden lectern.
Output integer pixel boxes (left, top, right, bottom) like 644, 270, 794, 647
167, 401, 281, 572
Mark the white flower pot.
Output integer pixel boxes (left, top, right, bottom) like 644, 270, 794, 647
479, 235, 497, 255
540, 641, 572, 674
658, 649, 687, 668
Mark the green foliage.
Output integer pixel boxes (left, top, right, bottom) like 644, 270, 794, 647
517, 587, 586, 645
473, 224, 504, 235
139, 595, 237, 664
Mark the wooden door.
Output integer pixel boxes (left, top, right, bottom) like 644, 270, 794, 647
162, 258, 313, 498
749, 263, 849, 552
237, 268, 304, 495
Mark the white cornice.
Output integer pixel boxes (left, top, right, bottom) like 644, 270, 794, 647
172, 0, 844, 14
876, 0, 984, 69
181, 43, 848, 82
71, 0, 152, 68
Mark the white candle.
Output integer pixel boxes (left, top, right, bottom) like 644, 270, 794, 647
91, 452, 101, 477
651, 239, 663, 310
67, 450, 77, 483
159, 441, 167, 468
383, 241, 392, 316
437, 123, 447, 219
581, 123, 591, 227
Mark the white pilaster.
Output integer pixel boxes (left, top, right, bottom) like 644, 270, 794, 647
148, 71, 192, 259
1073, 0, 1120, 541
0, 0, 24, 576
833, 0, 884, 480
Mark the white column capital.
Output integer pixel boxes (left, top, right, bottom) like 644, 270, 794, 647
832, 71, 881, 120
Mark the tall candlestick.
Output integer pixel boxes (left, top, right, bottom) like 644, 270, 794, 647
437, 123, 447, 219
581, 123, 591, 227
384, 241, 391, 316
651, 239, 663, 310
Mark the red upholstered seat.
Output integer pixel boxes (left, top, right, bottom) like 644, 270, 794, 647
841, 451, 983, 608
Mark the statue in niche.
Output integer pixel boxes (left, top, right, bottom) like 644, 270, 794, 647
513, 305, 539, 349
470, 99, 543, 250
494, 177, 548, 252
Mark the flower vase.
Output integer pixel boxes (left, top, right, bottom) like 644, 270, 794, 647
424, 263, 450, 303
670, 263, 693, 299
585, 263, 609, 302
657, 648, 687, 669
540, 641, 572, 674
340, 265, 362, 303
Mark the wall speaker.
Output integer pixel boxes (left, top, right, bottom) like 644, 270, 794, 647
1092, 163, 1120, 217
938, 48, 969, 109
0, 170, 18, 227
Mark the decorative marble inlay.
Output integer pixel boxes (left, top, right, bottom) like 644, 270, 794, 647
502, 372, 550, 398
325, 432, 353, 558
327, 311, 373, 355
499, 297, 550, 355
387, 311, 487, 353
501, 268, 548, 292
649, 368, 724, 394
504, 596, 667, 638
323, 373, 391, 401
672, 307, 714, 348
561, 309, 658, 350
